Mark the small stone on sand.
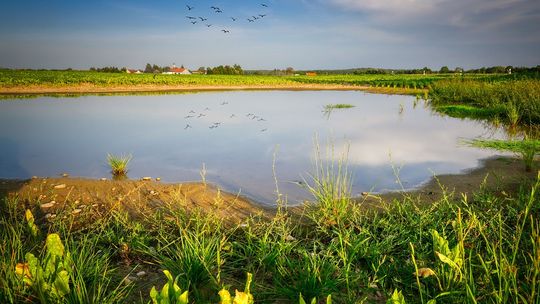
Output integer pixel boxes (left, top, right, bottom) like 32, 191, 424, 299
54, 184, 66, 189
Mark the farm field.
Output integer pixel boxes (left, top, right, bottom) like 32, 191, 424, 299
1, 69, 532, 94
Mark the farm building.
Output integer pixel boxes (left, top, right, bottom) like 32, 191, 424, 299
305, 72, 317, 76
163, 67, 191, 75
126, 69, 142, 74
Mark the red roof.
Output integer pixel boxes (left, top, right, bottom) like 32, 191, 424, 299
170, 67, 188, 73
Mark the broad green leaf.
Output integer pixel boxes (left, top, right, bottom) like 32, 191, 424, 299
219, 289, 233, 304
299, 294, 307, 304
150, 286, 158, 303
435, 251, 460, 270
234, 290, 251, 304
53, 270, 70, 297
326, 294, 332, 304
177, 290, 188, 304
387, 289, 406, 304
46, 234, 64, 258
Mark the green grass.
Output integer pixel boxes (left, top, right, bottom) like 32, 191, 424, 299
107, 153, 132, 178
430, 79, 540, 125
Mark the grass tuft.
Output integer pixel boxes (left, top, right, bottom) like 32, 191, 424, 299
107, 153, 132, 177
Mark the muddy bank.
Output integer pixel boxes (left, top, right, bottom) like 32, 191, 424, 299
0, 177, 268, 225
362, 156, 537, 206
1, 156, 535, 223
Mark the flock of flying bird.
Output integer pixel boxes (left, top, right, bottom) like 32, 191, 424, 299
185, 3, 269, 33
183, 101, 268, 132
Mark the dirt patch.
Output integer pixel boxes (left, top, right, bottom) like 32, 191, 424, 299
1, 177, 268, 226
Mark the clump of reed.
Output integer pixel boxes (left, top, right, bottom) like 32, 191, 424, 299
107, 153, 132, 178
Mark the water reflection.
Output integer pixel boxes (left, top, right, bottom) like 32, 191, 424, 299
0, 91, 508, 205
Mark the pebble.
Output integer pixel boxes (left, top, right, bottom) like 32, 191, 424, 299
361, 192, 369, 196
111, 187, 116, 191
61, 173, 69, 177
78, 205, 86, 209
285, 235, 296, 241
142, 177, 152, 181
45, 213, 56, 219
31, 176, 38, 179
156, 177, 161, 181
33, 188, 38, 192
100, 178, 107, 181
54, 184, 66, 189
136, 271, 147, 278
150, 190, 158, 196
92, 203, 99, 208
71, 209, 82, 215
40, 201, 56, 209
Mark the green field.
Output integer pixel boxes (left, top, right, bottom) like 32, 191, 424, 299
1, 69, 532, 90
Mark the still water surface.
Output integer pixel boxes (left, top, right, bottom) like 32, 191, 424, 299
0, 91, 506, 205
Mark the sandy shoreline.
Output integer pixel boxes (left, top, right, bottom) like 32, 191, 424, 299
1, 156, 535, 223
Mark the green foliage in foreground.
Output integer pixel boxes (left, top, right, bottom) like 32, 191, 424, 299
1, 167, 539, 303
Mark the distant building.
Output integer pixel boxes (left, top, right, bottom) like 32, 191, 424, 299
305, 72, 317, 76
126, 69, 142, 74
163, 66, 191, 75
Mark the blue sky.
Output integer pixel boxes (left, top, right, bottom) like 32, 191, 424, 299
0, 0, 538, 70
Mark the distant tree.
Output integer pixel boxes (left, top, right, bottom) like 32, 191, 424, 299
285, 67, 294, 75
439, 66, 450, 73
152, 64, 161, 73
144, 63, 153, 73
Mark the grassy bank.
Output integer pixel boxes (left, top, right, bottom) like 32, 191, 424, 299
1, 164, 539, 303
430, 79, 540, 125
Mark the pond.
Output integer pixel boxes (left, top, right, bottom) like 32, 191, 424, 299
0, 91, 507, 205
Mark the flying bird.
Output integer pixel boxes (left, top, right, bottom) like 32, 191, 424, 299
199, 17, 208, 21
259, 14, 266, 18
247, 18, 254, 22
186, 5, 194, 10
191, 21, 198, 24
215, 9, 223, 13
252, 16, 259, 20
261, 3, 268, 7
184, 115, 194, 118
206, 24, 212, 27
221, 29, 230, 33
211, 6, 219, 10
220, 101, 229, 105
231, 17, 237, 21
184, 124, 192, 129
260, 128, 267, 132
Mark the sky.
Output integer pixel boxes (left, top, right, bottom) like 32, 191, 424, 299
0, 0, 539, 70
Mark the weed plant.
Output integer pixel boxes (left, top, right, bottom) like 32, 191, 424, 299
107, 153, 132, 178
